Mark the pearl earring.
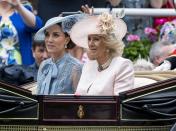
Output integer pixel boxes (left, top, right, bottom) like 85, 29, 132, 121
64, 44, 67, 49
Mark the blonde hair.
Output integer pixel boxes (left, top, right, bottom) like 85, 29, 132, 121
101, 34, 124, 57
97, 12, 125, 57
98, 12, 115, 35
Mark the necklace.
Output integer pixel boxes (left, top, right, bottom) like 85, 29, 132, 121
97, 57, 112, 72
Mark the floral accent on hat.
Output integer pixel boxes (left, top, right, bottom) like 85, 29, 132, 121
97, 12, 115, 35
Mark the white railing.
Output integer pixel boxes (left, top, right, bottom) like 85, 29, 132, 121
94, 8, 176, 16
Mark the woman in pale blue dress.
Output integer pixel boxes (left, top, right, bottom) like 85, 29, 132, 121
34, 15, 83, 95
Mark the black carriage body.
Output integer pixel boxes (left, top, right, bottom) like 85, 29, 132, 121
0, 78, 176, 130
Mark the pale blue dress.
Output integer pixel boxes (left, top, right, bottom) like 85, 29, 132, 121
37, 53, 82, 95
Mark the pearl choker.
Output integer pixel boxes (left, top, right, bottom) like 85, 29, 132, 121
98, 58, 112, 72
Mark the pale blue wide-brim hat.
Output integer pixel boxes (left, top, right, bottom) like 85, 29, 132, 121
34, 14, 84, 41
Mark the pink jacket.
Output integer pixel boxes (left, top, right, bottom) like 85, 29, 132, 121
76, 57, 134, 96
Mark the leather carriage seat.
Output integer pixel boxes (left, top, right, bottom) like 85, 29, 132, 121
21, 71, 176, 94
134, 71, 176, 88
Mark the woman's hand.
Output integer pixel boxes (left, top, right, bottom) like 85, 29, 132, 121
3, 0, 21, 8
81, 4, 94, 15
8, 0, 36, 27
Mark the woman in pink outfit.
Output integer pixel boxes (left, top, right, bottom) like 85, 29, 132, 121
71, 12, 134, 96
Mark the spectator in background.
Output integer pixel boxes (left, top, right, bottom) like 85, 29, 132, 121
149, 40, 176, 71
29, 40, 48, 81
159, 19, 176, 44
35, 15, 82, 95
0, 0, 43, 65
150, 0, 176, 29
71, 12, 134, 96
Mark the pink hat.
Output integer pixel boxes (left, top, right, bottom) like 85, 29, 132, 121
70, 12, 127, 48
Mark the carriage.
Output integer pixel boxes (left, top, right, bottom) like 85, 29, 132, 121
0, 72, 176, 131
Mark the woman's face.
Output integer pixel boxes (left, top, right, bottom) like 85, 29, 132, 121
44, 24, 69, 58
87, 34, 107, 61
0, 1, 12, 10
